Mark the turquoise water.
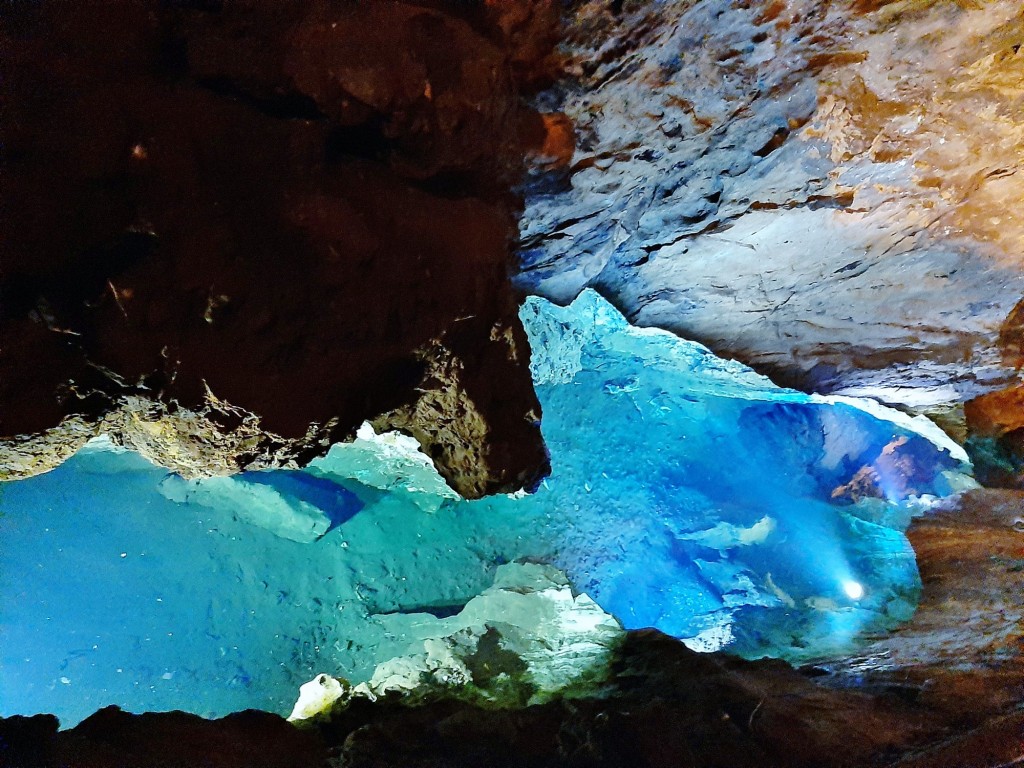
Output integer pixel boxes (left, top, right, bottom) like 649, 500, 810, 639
0, 292, 968, 725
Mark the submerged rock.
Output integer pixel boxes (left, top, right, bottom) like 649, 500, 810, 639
291, 562, 623, 719
503, 290, 969, 661
0, 292, 974, 729
6, 604, 1024, 768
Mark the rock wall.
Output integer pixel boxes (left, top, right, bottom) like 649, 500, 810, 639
0, 0, 562, 496
518, 0, 1024, 407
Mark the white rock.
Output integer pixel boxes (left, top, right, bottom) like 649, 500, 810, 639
288, 673, 348, 721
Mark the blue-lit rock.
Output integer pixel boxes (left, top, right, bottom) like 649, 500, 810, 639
0, 292, 971, 726
493, 291, 968, 657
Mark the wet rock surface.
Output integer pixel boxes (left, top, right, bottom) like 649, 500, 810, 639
834, 489, 1024, 664
3, 489, 1021, 767
517, 0, 1024, 406
819, 488, 1024, 766
4, 0, 1024, 766
960, 303, 1024, 486
0, 0, 558, 495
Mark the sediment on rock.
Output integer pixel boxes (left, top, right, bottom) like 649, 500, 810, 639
5, 488, 1020, 767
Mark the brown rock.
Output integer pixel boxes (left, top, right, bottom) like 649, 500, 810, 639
821, 488, 1024, 763
0, 0, 558, 495
966, 387, 1024, 440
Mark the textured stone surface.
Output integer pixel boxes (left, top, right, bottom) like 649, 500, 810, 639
0, 0, 558, 495
4, 488, 1023, 766
518, 0, 1024, 406
962, 298, 1024, 486
312, 562, 624, 712
5, 294, 970, 728
0, 708, 327, 768
4, 0, 1024, 765
823, 488, 1024, 684
814, 488, 1024, 766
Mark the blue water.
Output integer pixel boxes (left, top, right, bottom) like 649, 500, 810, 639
0, 291, 967, 725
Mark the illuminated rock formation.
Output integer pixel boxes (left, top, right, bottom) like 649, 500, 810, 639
518, 0, 1024, 406
3, 0, 1024, 765
0, 293, 969, 728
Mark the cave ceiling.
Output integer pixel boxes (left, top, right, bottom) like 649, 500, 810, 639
0, 0, 558, 495
4, 0, 1024, 485
519, 0, 1024, 409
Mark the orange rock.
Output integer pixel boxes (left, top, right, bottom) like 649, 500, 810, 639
965, 385, 1024, 438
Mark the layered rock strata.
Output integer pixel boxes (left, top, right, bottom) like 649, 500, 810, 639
518, 0, 1024, 407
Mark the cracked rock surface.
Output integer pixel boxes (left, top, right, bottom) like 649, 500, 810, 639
518, 0, 1024, 407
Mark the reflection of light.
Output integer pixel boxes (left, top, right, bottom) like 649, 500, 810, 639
842, 580, 864, 600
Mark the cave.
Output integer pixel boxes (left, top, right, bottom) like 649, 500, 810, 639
2, 2, 1023, 767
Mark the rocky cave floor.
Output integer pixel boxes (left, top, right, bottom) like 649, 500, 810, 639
3, 0, 1024, 765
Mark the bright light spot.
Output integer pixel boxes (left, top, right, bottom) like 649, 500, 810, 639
842, 580, 864, 600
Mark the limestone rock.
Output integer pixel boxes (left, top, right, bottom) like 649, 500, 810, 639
518, 0, 1024, 407
350, 562, 624, 708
